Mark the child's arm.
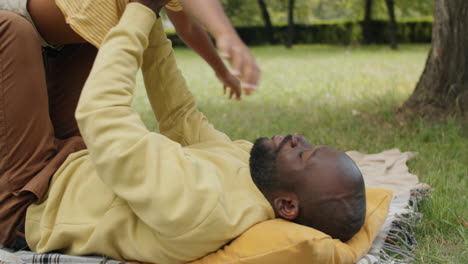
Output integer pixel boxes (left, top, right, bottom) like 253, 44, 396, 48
166, 9, 241, 100
178, 0, 261, 94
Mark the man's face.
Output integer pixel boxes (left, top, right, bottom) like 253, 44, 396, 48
250, 134, 321, 192
250, 134, 366, 241
251, 134, 365, 228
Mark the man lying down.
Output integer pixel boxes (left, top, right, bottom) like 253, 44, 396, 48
24, 1, 366, 263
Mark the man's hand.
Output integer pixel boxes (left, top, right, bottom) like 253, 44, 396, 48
216, 34, 261, 95
216, 71, 241, 101
129, 0, 171, 16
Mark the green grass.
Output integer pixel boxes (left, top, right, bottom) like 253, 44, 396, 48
133, 44, 467, 263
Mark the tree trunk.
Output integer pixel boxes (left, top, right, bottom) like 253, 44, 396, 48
385, 0, 398, 50
363, 0, 373, 44
286, 0, 295, 49
400, 0, 468, 119
257, 0, 275, 44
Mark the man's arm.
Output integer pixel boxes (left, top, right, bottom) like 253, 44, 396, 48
141, 14, 232, 145
75, 3, 218, 234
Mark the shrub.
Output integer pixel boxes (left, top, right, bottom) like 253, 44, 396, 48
167, 19, 433, 46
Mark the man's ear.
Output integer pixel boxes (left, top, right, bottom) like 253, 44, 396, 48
272, 192, 299, 221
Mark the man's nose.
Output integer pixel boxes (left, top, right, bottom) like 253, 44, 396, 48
291, 134, 299, 147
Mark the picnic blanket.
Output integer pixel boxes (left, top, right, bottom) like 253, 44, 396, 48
347, 149, 430, 263
0, 149, 430, 264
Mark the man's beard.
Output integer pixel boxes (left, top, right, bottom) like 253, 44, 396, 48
249, 137, 279, 191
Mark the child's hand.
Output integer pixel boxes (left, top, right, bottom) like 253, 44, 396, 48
216, 34, 261, 95
216, 71, 241, 101
176, 0, 261, 95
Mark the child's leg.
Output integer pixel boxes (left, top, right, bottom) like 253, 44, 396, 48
44, 43, 97, 139
0, 11, 58, 248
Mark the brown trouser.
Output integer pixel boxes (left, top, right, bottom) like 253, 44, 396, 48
0, 11, 96, 248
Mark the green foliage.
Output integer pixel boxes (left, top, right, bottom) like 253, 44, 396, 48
395, 0, 435, 18
133, 44, 467, 263
167, 19, 433, 46
219, 0, 434, 26
220, 0, 261, 26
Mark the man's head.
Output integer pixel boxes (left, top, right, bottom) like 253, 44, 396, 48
250, 134, 366, 241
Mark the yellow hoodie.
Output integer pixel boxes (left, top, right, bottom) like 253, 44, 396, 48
55, 0, 182, 47
26, 3, 274, 264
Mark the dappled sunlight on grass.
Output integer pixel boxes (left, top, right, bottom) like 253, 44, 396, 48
133, 44, 467, 263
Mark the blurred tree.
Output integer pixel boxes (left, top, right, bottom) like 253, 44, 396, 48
286, 0, 295, 48
385, 0, 397, 49
257, 0, 275, 44
362, 0, 374, 44
401, 0, 468, 119
362, 0, 398, 49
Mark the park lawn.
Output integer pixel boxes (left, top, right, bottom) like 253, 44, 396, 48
133, 44, 467, 264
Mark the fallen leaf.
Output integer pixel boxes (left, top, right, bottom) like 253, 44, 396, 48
458, 216, 468, 228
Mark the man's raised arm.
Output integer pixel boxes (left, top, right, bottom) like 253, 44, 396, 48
141, 16, 231, 146
75, 3, 218, 234
75, 3, 156, 166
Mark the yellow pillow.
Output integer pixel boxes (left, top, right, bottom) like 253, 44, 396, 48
188, 188, 392, 264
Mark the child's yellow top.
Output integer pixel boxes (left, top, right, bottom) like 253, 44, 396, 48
55, 0, 182, 47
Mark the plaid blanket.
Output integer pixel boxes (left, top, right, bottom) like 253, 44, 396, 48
0, 249, 128, 264
1, 248, 380, 264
